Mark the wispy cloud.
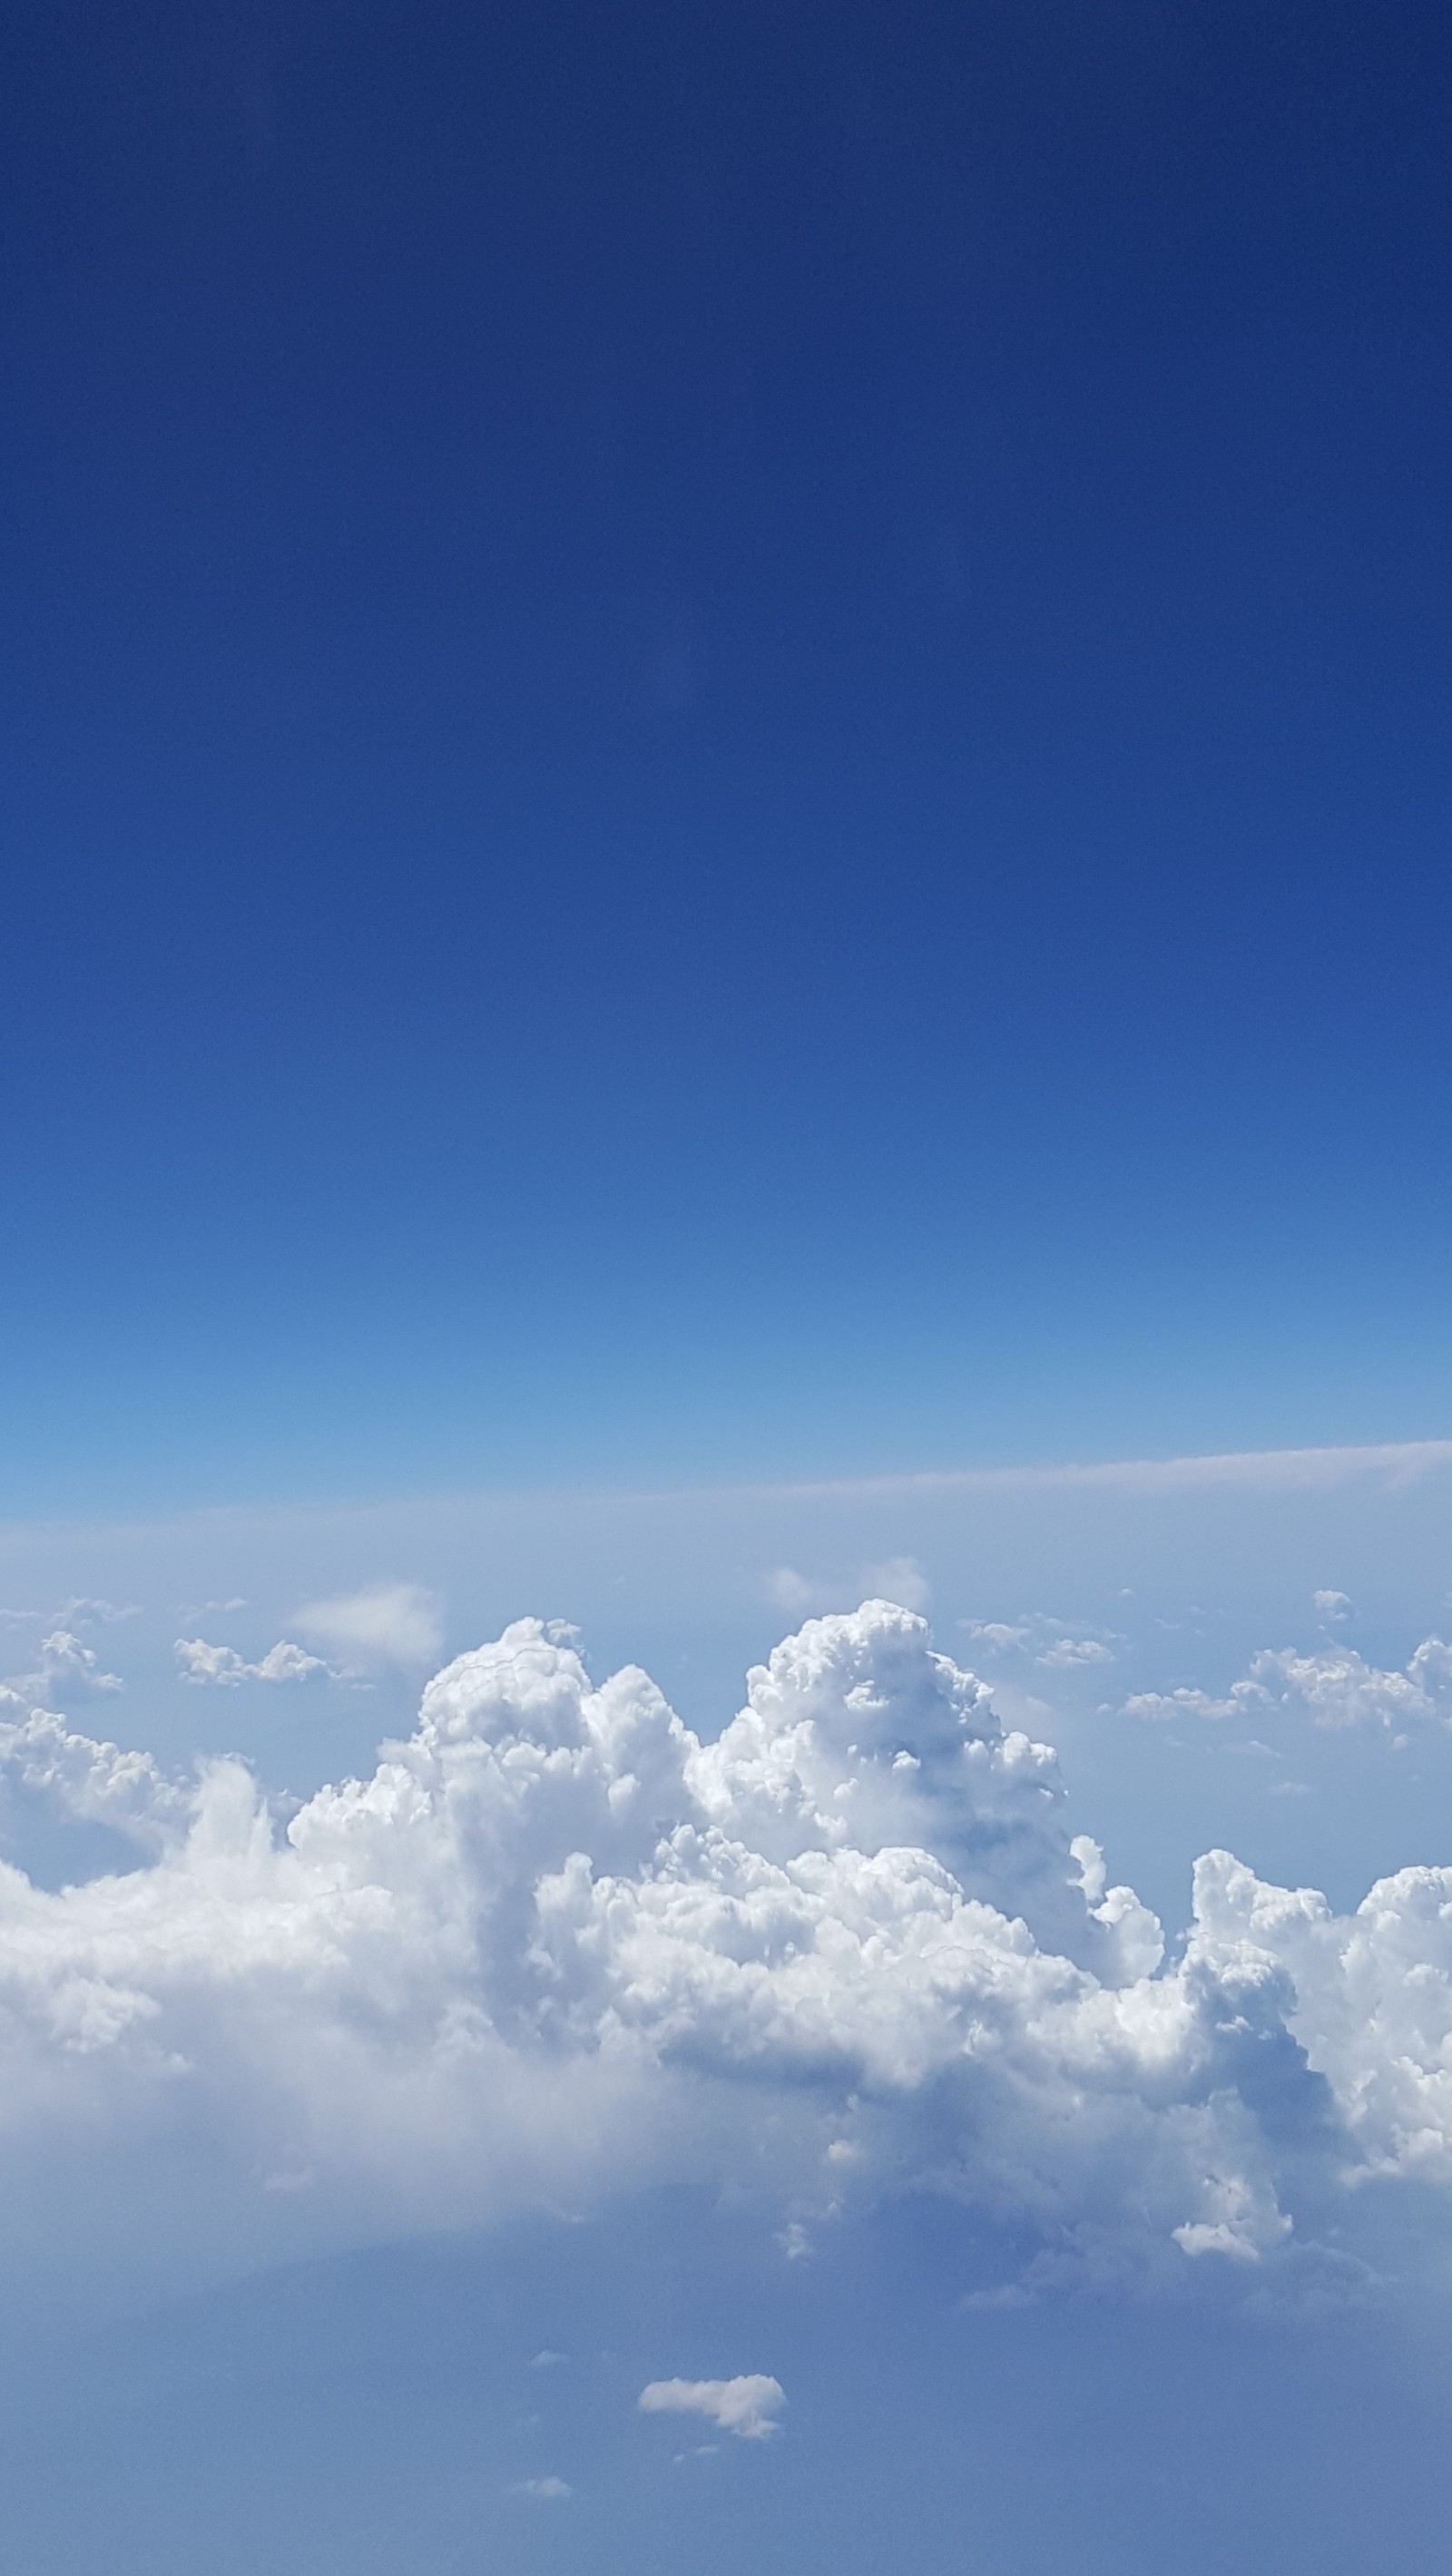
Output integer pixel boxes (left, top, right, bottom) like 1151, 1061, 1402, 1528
769, 1556, 929, 1614
746, 1437, 1452, 1503
292, 1582, 443, 1669
961, 1612, 1117, 1669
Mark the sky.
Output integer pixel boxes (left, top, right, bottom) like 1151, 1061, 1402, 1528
4, 0, 1452, 1506
5, 0, 1452, 2567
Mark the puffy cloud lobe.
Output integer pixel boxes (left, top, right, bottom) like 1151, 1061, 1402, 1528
638, 2375, 785, 2439
0, 1707, 188, 1848
0, 1603, 1449, 2302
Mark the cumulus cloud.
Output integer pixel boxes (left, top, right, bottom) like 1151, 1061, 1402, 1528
174, 1637, 330, 1687
1126, 1634, 1452, 1731
3, 1630, 124, 1706
3, 1602, 1452, 2311
0, 1706, 188, 1848
293, 1583, 444, 1669
638, 2375, 785, 2440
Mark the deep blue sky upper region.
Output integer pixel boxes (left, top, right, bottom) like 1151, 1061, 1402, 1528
4, 0, 1451, 1506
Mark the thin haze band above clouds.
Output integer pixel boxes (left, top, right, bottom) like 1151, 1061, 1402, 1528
1, 1437, 1448, 1549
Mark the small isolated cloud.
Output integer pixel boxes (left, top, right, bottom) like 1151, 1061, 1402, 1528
293, 1583, 443, 1670
1314, 1591, 1353, 1622
1172, 2176, 1290, 2264
861, 1557, 929, 1611
509, 2476, 571, 2499
767, 1567, 816, 1613
1123, 1682, 1253, 1724
638, 2375, 785, 2441
1037, 1634, 1114, 1669
174, 1638, 329, 1688
529, 2350, 565, 2369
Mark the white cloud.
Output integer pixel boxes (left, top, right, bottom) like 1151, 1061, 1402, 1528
960, 1620, 1032, 1652
174, 1637, 329, 1687
0, 1706, 187, 1847
1037, 1634, 1114, 1669
638, 2375, 785, 2440
861, 1558, 929, 1611
767, 1568, 815, 1613
1314, 1590, 1353, 1622
769, 1560, 929, 1615
1126, 1635, 1452, 1730
3, 1630, 124, 1705
55, 1598, 142, 1627
961, 1613, 1116, 1670
1123, 1681, 1258, 1724
293, 1582, 443, 1669
5, 1604, 1452, 2314
510, 2475, 571, 2498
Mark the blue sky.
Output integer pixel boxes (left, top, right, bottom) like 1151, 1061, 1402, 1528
6, 1, 1452, 2565
5, 0, 1452, 1507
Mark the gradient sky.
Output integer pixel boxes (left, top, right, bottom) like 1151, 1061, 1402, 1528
6, 6, 1452, 2569
5, 0, 1452, 1510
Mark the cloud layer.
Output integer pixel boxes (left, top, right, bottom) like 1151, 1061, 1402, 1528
0, 1602, 1451, 2308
